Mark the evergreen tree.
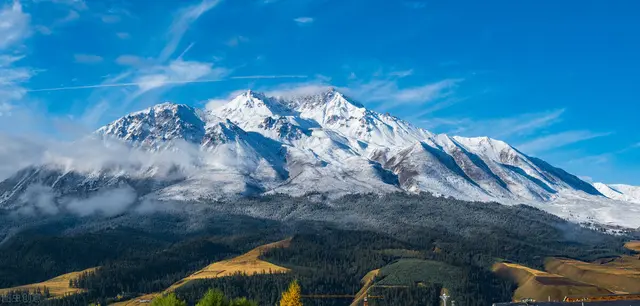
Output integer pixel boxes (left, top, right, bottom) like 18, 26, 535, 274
151, 293, 187, 306
196, 289, 229, 306
230, 297, 257, 306
279, 280, 302, 306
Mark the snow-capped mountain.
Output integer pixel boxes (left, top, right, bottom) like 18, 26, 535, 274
593, 183, 640, 204
2, 89, 638, 227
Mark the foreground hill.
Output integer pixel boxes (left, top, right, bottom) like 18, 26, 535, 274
492, 262, 610, 301
545, 257, 640, 294
1, 89, 638, 228
0, 267, 97, 299
111, 239, 291, 306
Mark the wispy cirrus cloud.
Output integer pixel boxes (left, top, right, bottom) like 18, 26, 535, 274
133, 59, 227, 93
388, 69, 414, 77
99, 7, 132, 24
264, 82, 331, 98
294, 17, 314, 25
225, 35, 249, 47
422, 106, 610, 156
345, 78, 462, 111
423, 109, 566, 139
566, 142, 640, 167
73, 53, 103, 64
159, 0, 221, 62
114, 55, 147, 66
116, 32, 130, 39
0, 1, 30, 49
34, 9, 80, 35
73, 0, 221, 126
0, 1, 33, 118
29, 74, 309, 93
516, 130, 612, 155
100, 14, 120, 23
33, 0, 87, 11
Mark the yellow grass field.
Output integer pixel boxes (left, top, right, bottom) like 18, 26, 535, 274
625, 241, 640, 252
545, 257, 640, 294
0, 267, 98, 298
493, 262, 610, 302
350, 269, 380, 306
111, 238, 291, 306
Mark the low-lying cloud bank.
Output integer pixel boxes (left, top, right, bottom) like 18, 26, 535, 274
0, 133, 207, 217
12, 183, 182, 218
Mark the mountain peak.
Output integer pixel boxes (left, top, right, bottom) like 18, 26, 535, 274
239, 89, 268, 100
97, 101, 205, 146
281, 87, 365, 111
131, 102, 195, 115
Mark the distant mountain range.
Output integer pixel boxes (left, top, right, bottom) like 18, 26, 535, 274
1, 89, 639, 228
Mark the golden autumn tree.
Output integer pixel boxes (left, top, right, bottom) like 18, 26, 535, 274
279, 280, 303, 306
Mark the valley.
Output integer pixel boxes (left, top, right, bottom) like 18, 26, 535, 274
0, 194, 635, 305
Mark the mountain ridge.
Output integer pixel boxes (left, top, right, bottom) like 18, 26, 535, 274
3, 88, 640, 228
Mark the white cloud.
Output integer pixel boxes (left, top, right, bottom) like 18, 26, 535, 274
133, 59, 227, 93
251, 73, 459, 113
160, 0, 221, 62
423, 109, 566, 139
58, 9, 80, 23
18, 185, 59, 215
0, 3, 32, 118
344, 78, 461, 111
34, 25, 52, 35
116, 32, 130, 39
0, 132, 215, 217
0, 1, 30, 50
74, 53, 103, 64
388, 69, 413, 77
225, 35, 249, 47
393, 79, 460, 103
27, 75, 306, 93
264, 83, 331, 98
205, 98, 229, 111
65, 186, 137, 217
33, 9, 80, 35
0, 134, 47, 180
115, 54, 145, 66
0, 102, 12, 116
58, 0, 222, 128
100, 14, 121, 23
294, 17, 314, 24
34, 0, 87, 11
517, 130, 612, 155
568, 154, 611, 166
203, 89, 248, 111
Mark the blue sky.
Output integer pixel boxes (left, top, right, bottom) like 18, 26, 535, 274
0, 0, 639, 185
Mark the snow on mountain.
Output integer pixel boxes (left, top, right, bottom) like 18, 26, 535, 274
282, 89, 434, 154
3, 88, 639, 228
593, 182, 640, 204
97, 102, 206, 149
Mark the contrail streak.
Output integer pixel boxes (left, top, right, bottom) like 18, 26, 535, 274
27, 75, 308, 92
